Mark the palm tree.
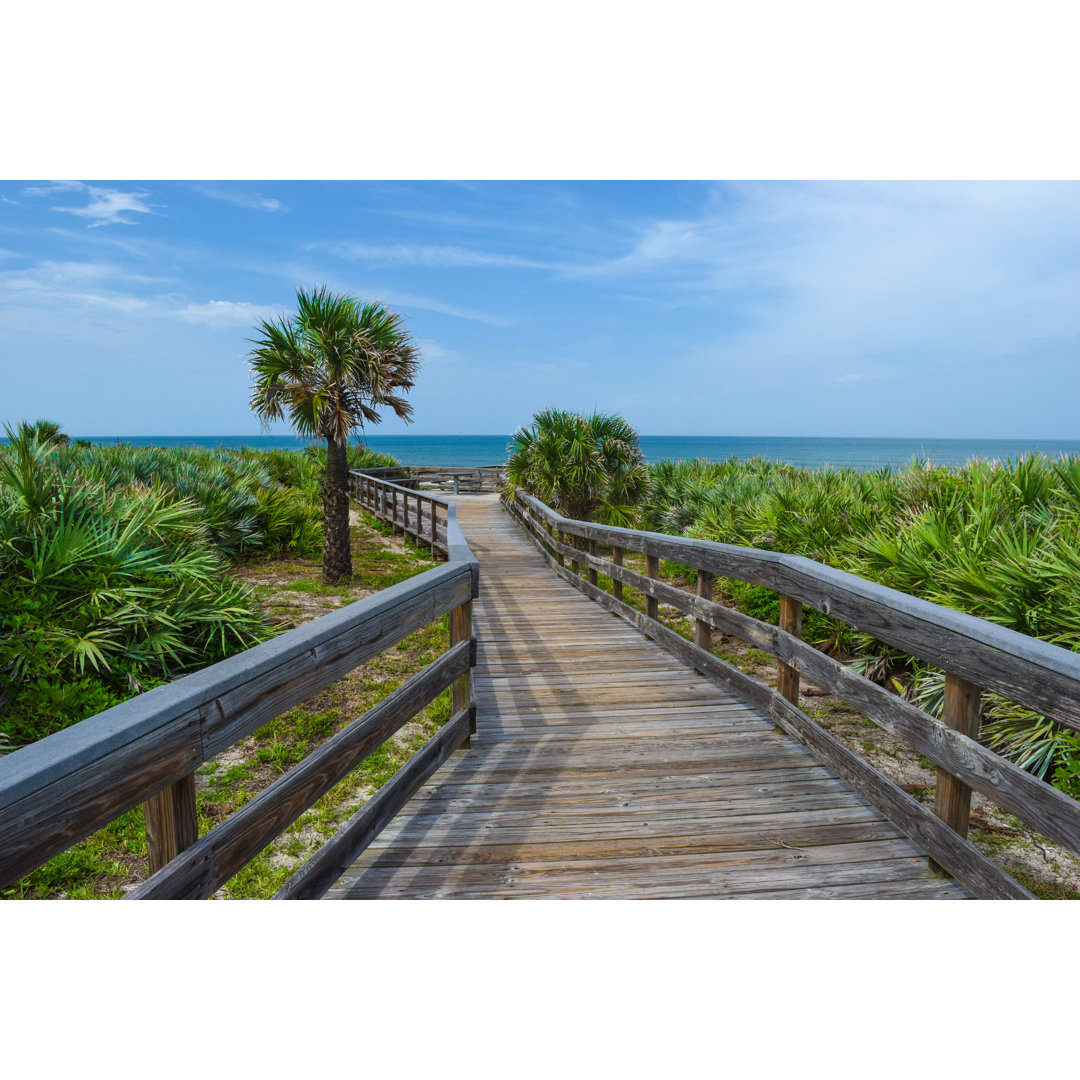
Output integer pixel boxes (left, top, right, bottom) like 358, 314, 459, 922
505, 407, 648, 526
16, 420, 68, 446
248, 287, 421, 583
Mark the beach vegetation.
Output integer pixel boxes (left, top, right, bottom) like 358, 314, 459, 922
248, 286, 421, 584
640, 453, 1080, 790
505, 407, 648, 525
0, 424, 396, 751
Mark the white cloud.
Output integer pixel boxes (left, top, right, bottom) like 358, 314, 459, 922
22, 180, 84, 197
0, 195, 17, 206
578, 181, 1080, 381
196, 185, 284, 212
415, 339, 452, 361
24, 181, 156, 227
326, 241, 554, 270
174, 299, 281, 325
376, 288, 512, 326
0, 259, 166, 289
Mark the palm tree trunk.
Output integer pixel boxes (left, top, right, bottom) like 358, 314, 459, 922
323, 435, 353, 583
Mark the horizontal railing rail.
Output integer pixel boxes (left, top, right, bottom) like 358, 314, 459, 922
355, 464, 506, 494
504, 487, 1080, 901
0, 496, 479, 900
350, 470, 448, 556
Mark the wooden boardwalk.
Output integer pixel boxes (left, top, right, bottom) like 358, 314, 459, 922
330, 496, 970, 899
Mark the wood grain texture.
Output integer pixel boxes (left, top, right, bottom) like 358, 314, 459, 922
777, 595, 802, 706
696, 570, 713, 653
509, 493, 1032, 899
511, 492, 1080, 861
0, 480, 479, 891
274, 708, 472, 899
330, 495, 971, 901
129, 640, 473, 899
513, 489, 1080, 732
143, 773, 198, 874
935, 674, 982, 841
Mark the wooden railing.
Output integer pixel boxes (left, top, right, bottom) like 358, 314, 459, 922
357, 464, 506, 493
408, 465, 506, 493
0, 499, 478, 900
350, 470, 448, 555
505, 487, 1080, 900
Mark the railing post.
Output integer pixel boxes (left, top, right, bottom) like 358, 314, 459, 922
777, 594, 802, 705
612, 547, 623, 600
555, 528, 565, 567
143, 773, 198, 874
571, 533, 580, 577
450, 600, 474, 747
391, 488, 398, 533
454, 474, 460, 495
588, 539, 598, 586
695, 570, 713, 652
933, 673, 982, 857
646, 554, 660, 621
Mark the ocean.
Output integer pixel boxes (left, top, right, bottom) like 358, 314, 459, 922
65, 434, 1080, 471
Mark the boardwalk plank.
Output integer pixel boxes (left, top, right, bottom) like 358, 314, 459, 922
332, 496, 971, 900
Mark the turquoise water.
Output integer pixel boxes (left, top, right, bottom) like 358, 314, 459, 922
65, 434, 1080, 470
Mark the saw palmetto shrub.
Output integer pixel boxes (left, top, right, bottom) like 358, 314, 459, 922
0, 429, 400, 749
642, 453, 1080, 791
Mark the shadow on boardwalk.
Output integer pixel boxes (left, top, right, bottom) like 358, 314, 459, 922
330, 496, 969, 900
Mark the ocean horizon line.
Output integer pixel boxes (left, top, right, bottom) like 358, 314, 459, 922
18, 432, 1079, 471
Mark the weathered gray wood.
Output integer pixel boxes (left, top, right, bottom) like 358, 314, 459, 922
612, 547, 624, 601
509, 502, 1033, 899
129, 640, 473, 899
0, 542, 476, 890
646, 554, 660, 622
143, 772, 198, 874
515, 501, 1080, 860
777, 594, 802, 705
275, 707, 472, 900
696, 570, 713, 653
451, 600, 474, 739
511, 489, 1080, 732
0, 711, 203, 889
935, 674, 982, 840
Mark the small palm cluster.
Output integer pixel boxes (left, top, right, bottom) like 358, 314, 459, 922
505, 407, 649, 526
643, 454, 1080, 787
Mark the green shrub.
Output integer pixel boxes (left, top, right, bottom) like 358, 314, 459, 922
644, 452, 1080, 789
0, 426, 401, 748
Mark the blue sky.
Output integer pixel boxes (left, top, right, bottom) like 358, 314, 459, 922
1, 179, 1079, 439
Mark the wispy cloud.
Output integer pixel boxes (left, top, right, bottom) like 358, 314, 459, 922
249, 258, 515, 327
24, 181, 156, 227
196, 185, 284, 212
575, 181, 1080, 383
175, 299, 281, 325
0, 258, 274, 330
0, 195, 17, 206
374, 288, 512, 326
324, 241, 555, 270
